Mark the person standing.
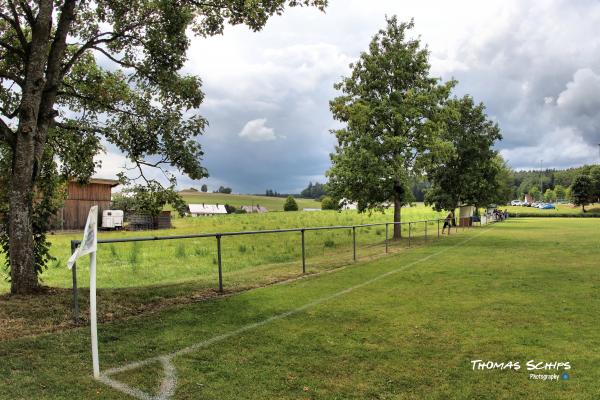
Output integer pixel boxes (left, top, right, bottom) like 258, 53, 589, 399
442, 210, 454, 234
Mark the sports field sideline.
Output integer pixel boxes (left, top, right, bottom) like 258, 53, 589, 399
1, 218, 599, 399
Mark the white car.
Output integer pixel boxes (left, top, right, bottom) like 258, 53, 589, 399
510, 200, 522, 206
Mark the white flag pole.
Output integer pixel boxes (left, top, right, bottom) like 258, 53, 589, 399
90, 250, 100, 378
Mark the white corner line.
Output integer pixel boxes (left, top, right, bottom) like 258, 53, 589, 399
98, 227, 494, 399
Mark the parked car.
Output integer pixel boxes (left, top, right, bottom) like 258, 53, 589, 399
540, 203, 556, 209
510, 200, 522, 206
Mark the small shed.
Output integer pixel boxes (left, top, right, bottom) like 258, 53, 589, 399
188, 203, 227, 216
458, 205, 475, 227
56, 178, 120, 230
241, 205, 268, 213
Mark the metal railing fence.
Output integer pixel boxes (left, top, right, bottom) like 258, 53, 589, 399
70, 216, 493, 321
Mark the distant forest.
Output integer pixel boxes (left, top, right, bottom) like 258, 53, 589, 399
297, 165, 598, 202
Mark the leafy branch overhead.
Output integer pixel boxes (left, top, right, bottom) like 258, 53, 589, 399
0, 0, 327, 294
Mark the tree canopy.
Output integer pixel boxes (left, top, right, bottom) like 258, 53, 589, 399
424, 95, 505, 211
326, 17, 454, 238
0, 0, 327, 294
571, 174, 595, 212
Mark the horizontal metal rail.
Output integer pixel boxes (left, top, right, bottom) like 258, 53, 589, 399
70, 216, 481, 321
72, 219, 446, 246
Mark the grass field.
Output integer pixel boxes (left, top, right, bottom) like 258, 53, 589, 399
176, 191, 322, 211
0, 206, 444, 339
1, 218, 598, 399
504, 203, 600, 215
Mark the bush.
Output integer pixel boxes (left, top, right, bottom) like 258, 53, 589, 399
321, 196, 338, 210
283, 195, 298, 211
224, 204, 236, 214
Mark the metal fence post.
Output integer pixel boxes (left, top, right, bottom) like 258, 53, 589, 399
301, 229, 306, 274
425, 220, 427, 241
71, 240, 80, 322
408, 222, 412, 247
437, 219, 440, 238
385, 223, 389, 253
352, 226, 356, 261
216, 235, 223, 293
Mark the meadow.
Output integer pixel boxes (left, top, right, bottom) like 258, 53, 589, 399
0, 205, 446, 339
505, 203, 600, 215
1, 218, 598, 399
176, 191, 322, 211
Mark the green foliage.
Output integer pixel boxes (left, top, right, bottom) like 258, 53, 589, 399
590, 166, 600, 201
121, 182, 187, 217
0, 0, 327, 292
224, 204, 236, 214
554, 185, 567, 201
571, 174, 595, 211
283, 196, 299, 211
327, 17, 454, 217
543, 189, 557, 203
424, 95, 504, 211
529, 186, 542, 201
320, 196, 338, 210
300, 182, 327, 199
0, 147, 67, 279
216, 186, 232, 194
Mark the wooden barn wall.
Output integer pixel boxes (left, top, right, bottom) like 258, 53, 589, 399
61, 200, 112, 230
68, 182, 112, 201
54, 183, 115, 230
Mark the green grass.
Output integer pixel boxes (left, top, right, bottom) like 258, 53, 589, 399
0, 205, 443, 294
0, 218, 598, 399
176, 191, 322, 211
504, 203, 600, 215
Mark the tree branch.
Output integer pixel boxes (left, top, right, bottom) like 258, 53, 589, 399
2, 1, 28, 50
0, 118, 16, 148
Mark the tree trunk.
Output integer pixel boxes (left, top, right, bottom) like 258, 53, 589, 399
393, 197, 402, 240
6, 0, 59, 294
9, 132, 38, 294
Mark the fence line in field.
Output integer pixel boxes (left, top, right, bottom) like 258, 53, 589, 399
69, 216, 495, 321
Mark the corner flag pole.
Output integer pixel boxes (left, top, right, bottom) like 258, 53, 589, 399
67, 205, 99, 378
90, 250, 99, 378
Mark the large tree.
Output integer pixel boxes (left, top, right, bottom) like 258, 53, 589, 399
424, 95, 505, 212
326, 17, 453, 239
0, 0, 326, 294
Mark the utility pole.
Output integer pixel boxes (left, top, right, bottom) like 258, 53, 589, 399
540, 159, 543, 199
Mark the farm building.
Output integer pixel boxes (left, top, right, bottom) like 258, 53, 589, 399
241, 205, 268, 213
339, 198, 358, 210
188, 203, 227, 216
55, 178, 120, 230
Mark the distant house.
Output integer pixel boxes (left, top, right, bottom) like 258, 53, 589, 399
188, 203, 227, 216
339, 198, 358, 210
241, 205, 268, 213
55, 178, 120, 230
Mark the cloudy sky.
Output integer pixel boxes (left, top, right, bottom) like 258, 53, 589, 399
98, 0, 600, 193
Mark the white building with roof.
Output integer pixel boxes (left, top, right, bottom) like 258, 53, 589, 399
188, 203, 227, 216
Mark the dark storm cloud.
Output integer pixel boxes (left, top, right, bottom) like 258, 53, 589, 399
97, 0, 600, 191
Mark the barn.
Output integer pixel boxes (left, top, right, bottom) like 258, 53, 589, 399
55, 178, 120, 230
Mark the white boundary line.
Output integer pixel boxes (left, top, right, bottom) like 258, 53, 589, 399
97, 227, 493, 399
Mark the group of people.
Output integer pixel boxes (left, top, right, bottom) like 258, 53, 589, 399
440, 208, 509, 234
491, 208, 509, 221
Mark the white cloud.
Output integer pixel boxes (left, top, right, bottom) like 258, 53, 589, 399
238, 118, 277, 142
